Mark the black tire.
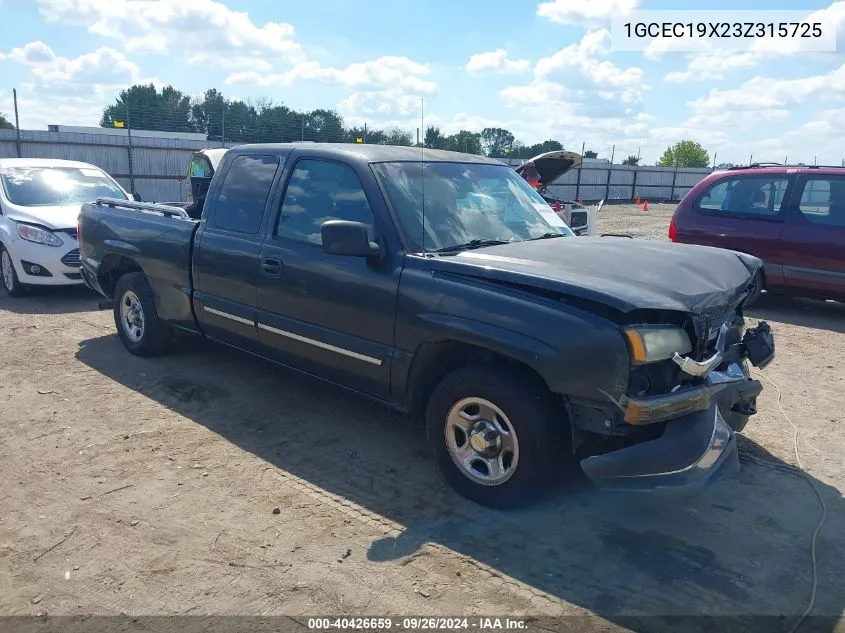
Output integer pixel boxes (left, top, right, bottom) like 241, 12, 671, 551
0, 244, 26, 297
112, 272, 169, 357
425, 365, 571, 509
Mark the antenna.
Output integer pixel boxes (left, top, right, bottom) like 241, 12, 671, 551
420, 98, 426, 255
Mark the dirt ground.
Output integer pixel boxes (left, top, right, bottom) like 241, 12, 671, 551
1, 203, 844, 629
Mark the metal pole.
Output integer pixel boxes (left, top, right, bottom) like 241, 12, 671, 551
670, 156, 679, 201
126, 103, 135, 195
13, 89, 22, 158
712, 151, 717, 169
364, 122, 367, 143
574, 141, 585, 202
605, 144, 615, 202
221, 102, 226, 148
301, 116, 305, 141
631, 163, 639, 202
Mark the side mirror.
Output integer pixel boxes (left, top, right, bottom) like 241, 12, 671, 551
321, 220, 381, 258
131, 192, 144, 202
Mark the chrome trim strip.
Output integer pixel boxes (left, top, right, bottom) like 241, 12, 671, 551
203, 306, 254, 327
257, 323, 383, 366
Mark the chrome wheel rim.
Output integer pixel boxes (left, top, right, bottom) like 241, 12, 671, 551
1, 250, 14, 292
120, 290, 145, 343
445, 397, 520, 486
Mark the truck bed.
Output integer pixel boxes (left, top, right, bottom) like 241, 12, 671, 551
79, 198, 201, 328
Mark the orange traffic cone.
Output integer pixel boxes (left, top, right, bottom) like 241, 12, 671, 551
636, 195, 641, 205
643, 200, 649, 212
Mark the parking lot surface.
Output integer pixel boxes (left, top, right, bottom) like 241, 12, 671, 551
1, 203, 844, 628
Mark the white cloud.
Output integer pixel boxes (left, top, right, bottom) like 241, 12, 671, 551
500, 81, 566, 106
465, 49, 530, 74
225, 56, 437, 95
338, 89, 426, 121
535, 30, 645, 90
34, 0, 304, 71
5, 41, 141, 96
664, 51, 760, 83
537, 0, 639, 26
688, 64, 845, 115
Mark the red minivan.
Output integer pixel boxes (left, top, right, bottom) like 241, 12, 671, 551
670, 164, 845, 301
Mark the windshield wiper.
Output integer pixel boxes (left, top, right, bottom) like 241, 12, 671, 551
529, 232, 567, 241
431, 239, 511, 254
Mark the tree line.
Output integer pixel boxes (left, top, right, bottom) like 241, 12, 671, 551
97, 84, 577, 159
3, 83, 715, 167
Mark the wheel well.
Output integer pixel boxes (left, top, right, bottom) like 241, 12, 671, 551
407, 340, 553, 419
98, 255, 142, 298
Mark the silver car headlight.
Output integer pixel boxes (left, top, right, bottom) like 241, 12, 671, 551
623, 325, 692, 365
17, 223, 64, 247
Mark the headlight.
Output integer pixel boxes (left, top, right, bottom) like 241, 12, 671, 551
17, 223, 64, 247
623, 325, 692, 365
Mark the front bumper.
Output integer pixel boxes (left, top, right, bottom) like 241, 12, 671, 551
580, 402, 738, 493
7, 238, 83, 286
579, 321, 774, 493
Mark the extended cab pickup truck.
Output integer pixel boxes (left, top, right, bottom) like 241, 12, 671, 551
78, 143, 775, 508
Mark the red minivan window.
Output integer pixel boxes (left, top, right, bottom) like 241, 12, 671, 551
694, 175, 790, 219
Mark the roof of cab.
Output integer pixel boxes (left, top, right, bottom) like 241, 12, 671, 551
0, 158, 105, 169
225, 142, 506, 165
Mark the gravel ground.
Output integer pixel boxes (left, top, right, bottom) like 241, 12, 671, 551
1, 204, 844, 629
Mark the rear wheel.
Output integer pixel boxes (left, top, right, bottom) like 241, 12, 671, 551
113, 272, 169, 356
0, 245, 26, 297
425, 365, 571, 508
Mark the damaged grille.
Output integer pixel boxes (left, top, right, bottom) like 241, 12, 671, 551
692, 303, 741, 358
570, 210, 588, 230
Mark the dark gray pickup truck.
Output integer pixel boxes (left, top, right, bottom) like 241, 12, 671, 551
78, 143, 775, 508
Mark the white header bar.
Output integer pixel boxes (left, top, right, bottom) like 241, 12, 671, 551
611, 10, 837, 53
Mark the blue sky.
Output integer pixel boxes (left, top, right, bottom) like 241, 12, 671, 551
0, 0, 843, 164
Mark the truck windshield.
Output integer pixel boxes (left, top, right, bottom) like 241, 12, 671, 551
0, 166, 127, 207
372, 161, 573, 253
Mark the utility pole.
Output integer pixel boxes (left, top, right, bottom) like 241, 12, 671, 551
221, 102, 226, 148
364, 122, 367, 143
13, 88, 21, 158
126, 103, 136, 196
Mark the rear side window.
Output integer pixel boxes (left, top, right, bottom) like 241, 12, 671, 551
696, 176, 789, 217
797, 176, 845, 227
276, 159, 374, 245
213, 154, 281, 234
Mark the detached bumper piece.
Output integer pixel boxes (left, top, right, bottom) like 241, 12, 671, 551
580, 403, 738, 494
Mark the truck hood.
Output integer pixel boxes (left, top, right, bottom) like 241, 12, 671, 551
438, 237, 761, 314
514, 150, 582, 187
4, 203, 84, 230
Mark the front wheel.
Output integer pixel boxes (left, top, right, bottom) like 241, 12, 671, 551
1, 245, 26, 297
425, 365, 571, 508
113, 272, 169, 357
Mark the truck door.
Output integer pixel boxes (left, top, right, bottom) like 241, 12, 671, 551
780, 173, 845, 298
193, 153, 282, 350
255, 156, 402, 399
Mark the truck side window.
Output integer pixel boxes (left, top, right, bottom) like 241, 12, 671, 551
213, 154, 280, 234
277, 159, 374, 245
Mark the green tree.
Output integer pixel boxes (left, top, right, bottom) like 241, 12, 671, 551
521, 139, 564, 157
303, 109, 345, 143
0, 112, 13, 130
101, 83, 192, 132
658, 140, 710, 168
384, 127, 413, 146
424, 125, 446, 149
481, 127, 515, 157
583, 149, 598, 159
622, 155, 641, 166
444, 130, 482, 154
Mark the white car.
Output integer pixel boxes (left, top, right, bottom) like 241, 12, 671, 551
0, 158, 130, 296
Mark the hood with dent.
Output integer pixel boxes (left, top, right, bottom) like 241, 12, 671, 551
435, 237, 761, 314
514, 151, 582, 188
3, 203, 83, 230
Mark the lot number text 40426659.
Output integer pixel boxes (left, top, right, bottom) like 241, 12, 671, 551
307, 618, 528, 631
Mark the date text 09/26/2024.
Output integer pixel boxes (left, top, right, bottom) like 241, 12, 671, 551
307, 618, 528, 631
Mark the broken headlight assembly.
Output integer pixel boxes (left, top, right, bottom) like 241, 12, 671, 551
623, 325, 692, 365
742, 321, 775, 368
